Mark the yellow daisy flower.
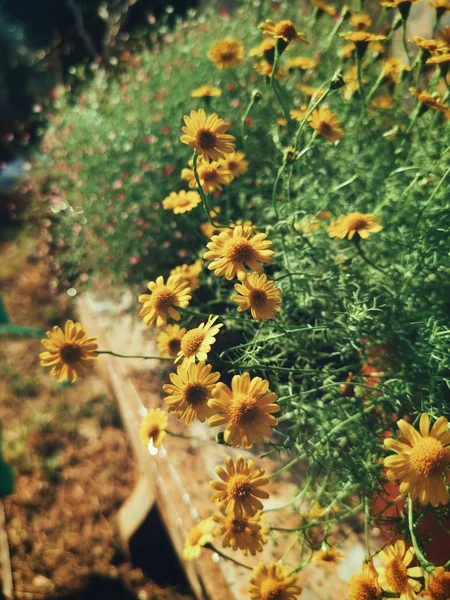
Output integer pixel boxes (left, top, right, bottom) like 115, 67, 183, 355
208, 372, 279, 448
182, 158, 231, 194
249, 38, 276, 62
156, 324, 186, 358
427, 53, 450, 65
349, 12, 373, 30
378, 540, 423, 599
409, 88, 450, 117
429, 0, 450, 11
213, 510, 268, 556
163, 361, 220, 424
138, 275, 191, 328
249, 562, 302, 600
232, 272, 282, 322
381, 57, 410, 83
384, 413, 450, 506
39, 320, 98, 383
180, 108, 235, 161
340, 31, 386, 57
209, 39, 244, 70
285, 56, 317, 70
176, 315, 223, 367
183, 518, 215, 560
162, 190, 201, 214
290, 105, 309, 121
253, 60, 286, 78
380, 0, 420, 7
218, 151, 249, 182
204, 225, 274, 281
425, 567, 450, 600
311, 0, 337, 16
409, 36, 441, 55
348, 560, 382, 600
190, 84, 222, 98
308, 107, 345, 144
210, 456, 269, 518
328, 212, 383, 240
258, 19, 308, 48
170, 260, 202, 292
139, 408, 168, 448
311, 546, 345, 565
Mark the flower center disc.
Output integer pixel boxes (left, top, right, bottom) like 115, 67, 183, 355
197, 129, 217, 150
249, 289, 268, 307
154, 289, 175, 311
227, 241, 254, 263
429, 572, 450, 600
230, 395, 258, 424
260, 581, 284, 600
202, 168, 219, 183
220, 52, 234, 62
168, 338, 181, 355
409, 437, 448, 477
147, 425, 160, 441
184, 383, 210, 406
354, 578, 379, 600
60, 344, 83, 364
181, 330, 206, 357
385, 558, 409, 593
276, 21, 296, 40
231, 518, 246, 534
229, 475, 252, 499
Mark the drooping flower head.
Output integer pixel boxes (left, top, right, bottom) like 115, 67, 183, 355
340, 31, 386, 58
248, 562, 302, 600
308, 107, 344, 144
210, 456, 269, 518
409, 88, 450, 118
176, 315, 223, 367
180, 109, 235, 161
156, 324, 186, 358
209, 39, 245, 70
311, 0, 337, 17
348, 560, 382, 600
377, 540, 423, 599
139, 408, 168, 448
170, 260, 202, 292
213, 510, 268, 556
191, 85, 222, 99
162, 190, 201, 214
328, 212, 383, 240
138, 275, 191, 328
232, 273, 282, 322
40, 321, 98, 383
183, 518, 215, 560
383, 413, 450, 506
209, 372, 279, 448
258, 19, 308, 54
379, 0, 420, 20
249, 38, 276, 64
204, 225, 274, 280
163, 361, 220, 425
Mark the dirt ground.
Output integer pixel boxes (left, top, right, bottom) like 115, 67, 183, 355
0, 224, 192, 599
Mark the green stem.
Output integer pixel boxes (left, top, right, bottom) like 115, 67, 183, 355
166, 430, 201, 440
402, 20, 411, 66
268, 455, 303, 480
364, 496, 371, 559
354, 238, 388, 275
355, 52, 366, 115
407, 496, 433, 572
204, 543, 252, 570
96, 350, 172, 361
192, 152, 227, 229
270, 45, 288, 119
241, 93, 258, 152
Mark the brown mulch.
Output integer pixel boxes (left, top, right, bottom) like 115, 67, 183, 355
0, 226, 192, 599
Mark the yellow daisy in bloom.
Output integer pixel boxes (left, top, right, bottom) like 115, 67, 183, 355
248, 562, 302, 600
163, 361, 220, 424
409, 36, 441, 55
162, 190, 201, 214
182, 159, 231, 194
425, 567, 450, 600
204, 225, 274, 281
249, 38, 276, 62
377, 540, 423, 599
258, 19, 308, 47
232, 273, 282, 322
381, 57, 410, 83
170, 260, 202, 292
328, 212, 383, 240
290, 105, 309, 121
349, 12, 373, 30
340, 31, 386, 57
209, 39, 244, 70
308, 107, 344, 144
156, 324, 186, 358
409, 88, 450, 117
311, 547, 345, 565
383, 413, 450, 506
208, 372, 279, 448
348, 560, 382, 600
210, 456, 269, 518
182, 518, 215, 560
371, 95, 394, 109
39, 320, 98, 383
311, 0, 337, 16
285, 56, 317, 70
213, 510, 268, 556
253, 60, 286, 78
139, 408, 168, 448
176, 315, 223, 367
190, 84, 222, 99
218, 151, 249, 182
180, 109, 235, 161
138, 275, 191, 328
